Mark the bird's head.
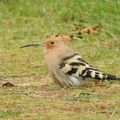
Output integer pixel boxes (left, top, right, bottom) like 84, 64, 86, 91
20, 39, 65, 51
44, 39, 65, 50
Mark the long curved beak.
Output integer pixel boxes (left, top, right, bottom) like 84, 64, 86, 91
20, 43, 44, 48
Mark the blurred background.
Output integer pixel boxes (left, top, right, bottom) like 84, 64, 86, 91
0, 1, 120, 119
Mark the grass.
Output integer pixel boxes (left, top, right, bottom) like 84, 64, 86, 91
0, 0, 120, 119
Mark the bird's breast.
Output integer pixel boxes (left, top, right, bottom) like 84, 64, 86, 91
45, 53, 60, 72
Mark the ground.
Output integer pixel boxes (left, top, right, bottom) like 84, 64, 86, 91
0, 0, 120, 120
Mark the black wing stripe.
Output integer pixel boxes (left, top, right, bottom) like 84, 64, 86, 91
81, 68, 97, 75
77, 58, 86, 63
62, 53, 78, 61
95, 74, 103, 80
69, 62, 86, 66
85, 70, 92, 77
67, 68, 78, 75
81, 68, 89, 76
59, 62, 65, 69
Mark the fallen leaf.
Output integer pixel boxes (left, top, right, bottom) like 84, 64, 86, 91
74, 24, 102, 35
2, 82, 15, 87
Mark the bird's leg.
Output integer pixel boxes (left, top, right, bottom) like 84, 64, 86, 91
93, 80, 103, 87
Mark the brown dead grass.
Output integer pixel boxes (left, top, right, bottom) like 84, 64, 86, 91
0, 75, 120, 119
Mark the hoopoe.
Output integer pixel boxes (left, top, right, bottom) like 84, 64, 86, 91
21, 39, 120, 87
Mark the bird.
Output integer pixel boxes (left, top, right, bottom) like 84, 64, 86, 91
21, 39, 120, 87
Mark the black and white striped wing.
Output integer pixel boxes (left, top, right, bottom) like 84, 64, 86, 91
59, 53, 106, 80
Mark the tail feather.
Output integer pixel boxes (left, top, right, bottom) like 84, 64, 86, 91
106, 74, 120, 80
81, 67, 120, 81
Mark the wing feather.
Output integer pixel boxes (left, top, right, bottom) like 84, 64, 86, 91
60, 54, 105, 80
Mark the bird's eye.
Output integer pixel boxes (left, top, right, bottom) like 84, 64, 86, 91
50, 41, 54, 44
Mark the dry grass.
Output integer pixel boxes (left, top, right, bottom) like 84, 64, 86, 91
0, 0, 120, 119
0, 75, 120, 120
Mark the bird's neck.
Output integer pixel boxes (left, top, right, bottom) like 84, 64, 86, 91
47, 46, 73, 59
